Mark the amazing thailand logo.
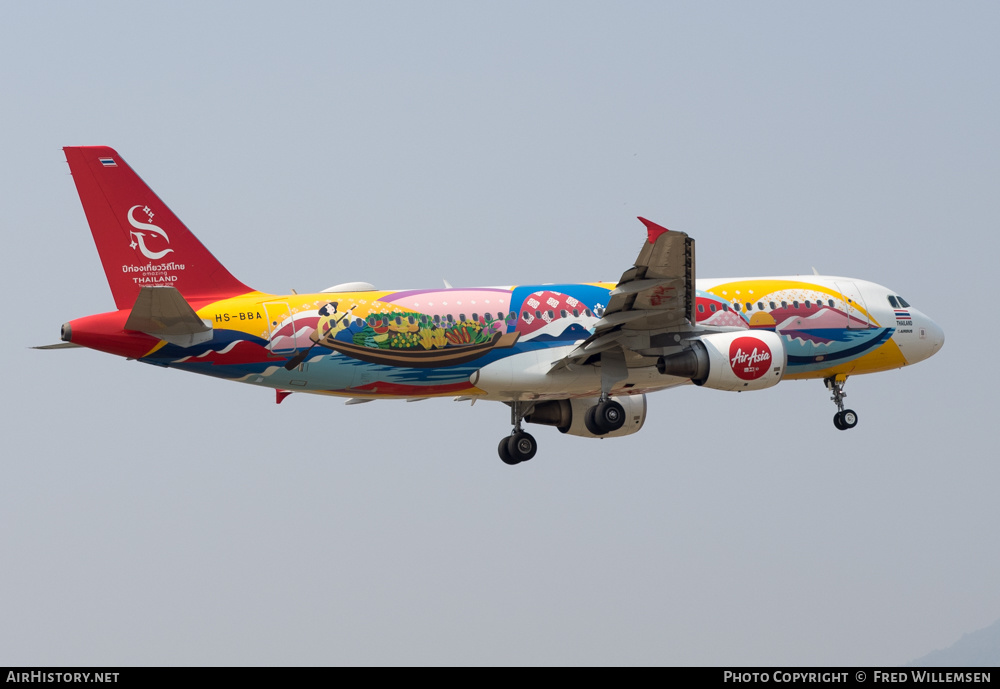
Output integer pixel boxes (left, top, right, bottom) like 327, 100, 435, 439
127, 205, 173, 260
120, 204, 185, 285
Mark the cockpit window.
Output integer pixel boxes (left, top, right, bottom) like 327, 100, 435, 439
896, 296, 910, 308
887, 295, 899, 308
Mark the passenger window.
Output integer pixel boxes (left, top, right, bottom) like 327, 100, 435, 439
698, 304, 705, 313
769, 301, 776, 310
757, 302, 764, 310
805, 300, 811, 309
585, 309, 593, 317
733, 303, 741, 312
746, 302, 753, 311
828, 299, 834, 307
710, 304, 717, 312
793, 300, 799, 308
781, 301, 787, 308
560, 309, 567, 318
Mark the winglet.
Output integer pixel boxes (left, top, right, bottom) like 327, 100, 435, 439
639, 216, 670, 244
638, 217, 670, 244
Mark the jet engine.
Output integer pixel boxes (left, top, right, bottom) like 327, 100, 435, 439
657, 331, 786, 391
524, 394, 647, 439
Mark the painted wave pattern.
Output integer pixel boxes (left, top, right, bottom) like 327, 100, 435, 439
696, 283, 892, 373
141, 282, 893, 393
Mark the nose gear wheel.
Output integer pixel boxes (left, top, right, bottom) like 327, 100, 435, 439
825, 376, 859, 431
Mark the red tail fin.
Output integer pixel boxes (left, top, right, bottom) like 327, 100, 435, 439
64, 146, 253, 309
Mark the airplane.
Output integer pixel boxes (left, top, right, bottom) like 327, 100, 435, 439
40, 146, 945, 465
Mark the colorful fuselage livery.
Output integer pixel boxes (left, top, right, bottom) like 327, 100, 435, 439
51, 147, 945, 464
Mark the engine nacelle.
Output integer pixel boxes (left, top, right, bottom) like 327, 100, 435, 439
524, 395, 647, 439
657, 330, 786, 391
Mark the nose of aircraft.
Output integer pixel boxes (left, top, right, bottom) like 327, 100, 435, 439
924, 316, 945, 356
889, 307, 944, 366
904, 312, 944, 364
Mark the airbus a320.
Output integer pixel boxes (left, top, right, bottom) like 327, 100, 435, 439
39, 147, 945, 465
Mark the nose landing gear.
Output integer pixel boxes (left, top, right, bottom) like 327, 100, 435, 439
825, 375, 858, 430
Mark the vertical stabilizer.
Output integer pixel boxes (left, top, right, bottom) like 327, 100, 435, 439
64, 146, 253, 309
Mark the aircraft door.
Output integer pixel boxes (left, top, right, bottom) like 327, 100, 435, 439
264, 302, 297, 352
834, 282, 870, 329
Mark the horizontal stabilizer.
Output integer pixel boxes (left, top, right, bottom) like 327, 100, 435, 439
124, 286, 213, 347
31, 342, 83, 350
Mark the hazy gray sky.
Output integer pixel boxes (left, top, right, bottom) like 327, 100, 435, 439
2, 1, 997, 666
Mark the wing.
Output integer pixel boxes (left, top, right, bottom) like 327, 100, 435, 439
552, 217, 695, 373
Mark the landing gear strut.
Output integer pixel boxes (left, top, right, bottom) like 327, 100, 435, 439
825, 375, 858, 431
498, 401, 537, 465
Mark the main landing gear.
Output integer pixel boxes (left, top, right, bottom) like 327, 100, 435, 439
583, 397, 626, 436
825, 375, 858, 431
498, 401, 538, 465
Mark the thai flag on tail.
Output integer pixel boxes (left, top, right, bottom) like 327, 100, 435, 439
99, 157, 116, 167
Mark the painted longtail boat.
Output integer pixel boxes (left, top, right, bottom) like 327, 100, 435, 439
315, 330, 521, 368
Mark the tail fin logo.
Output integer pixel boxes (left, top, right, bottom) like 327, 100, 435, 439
127, 205, 174, 260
